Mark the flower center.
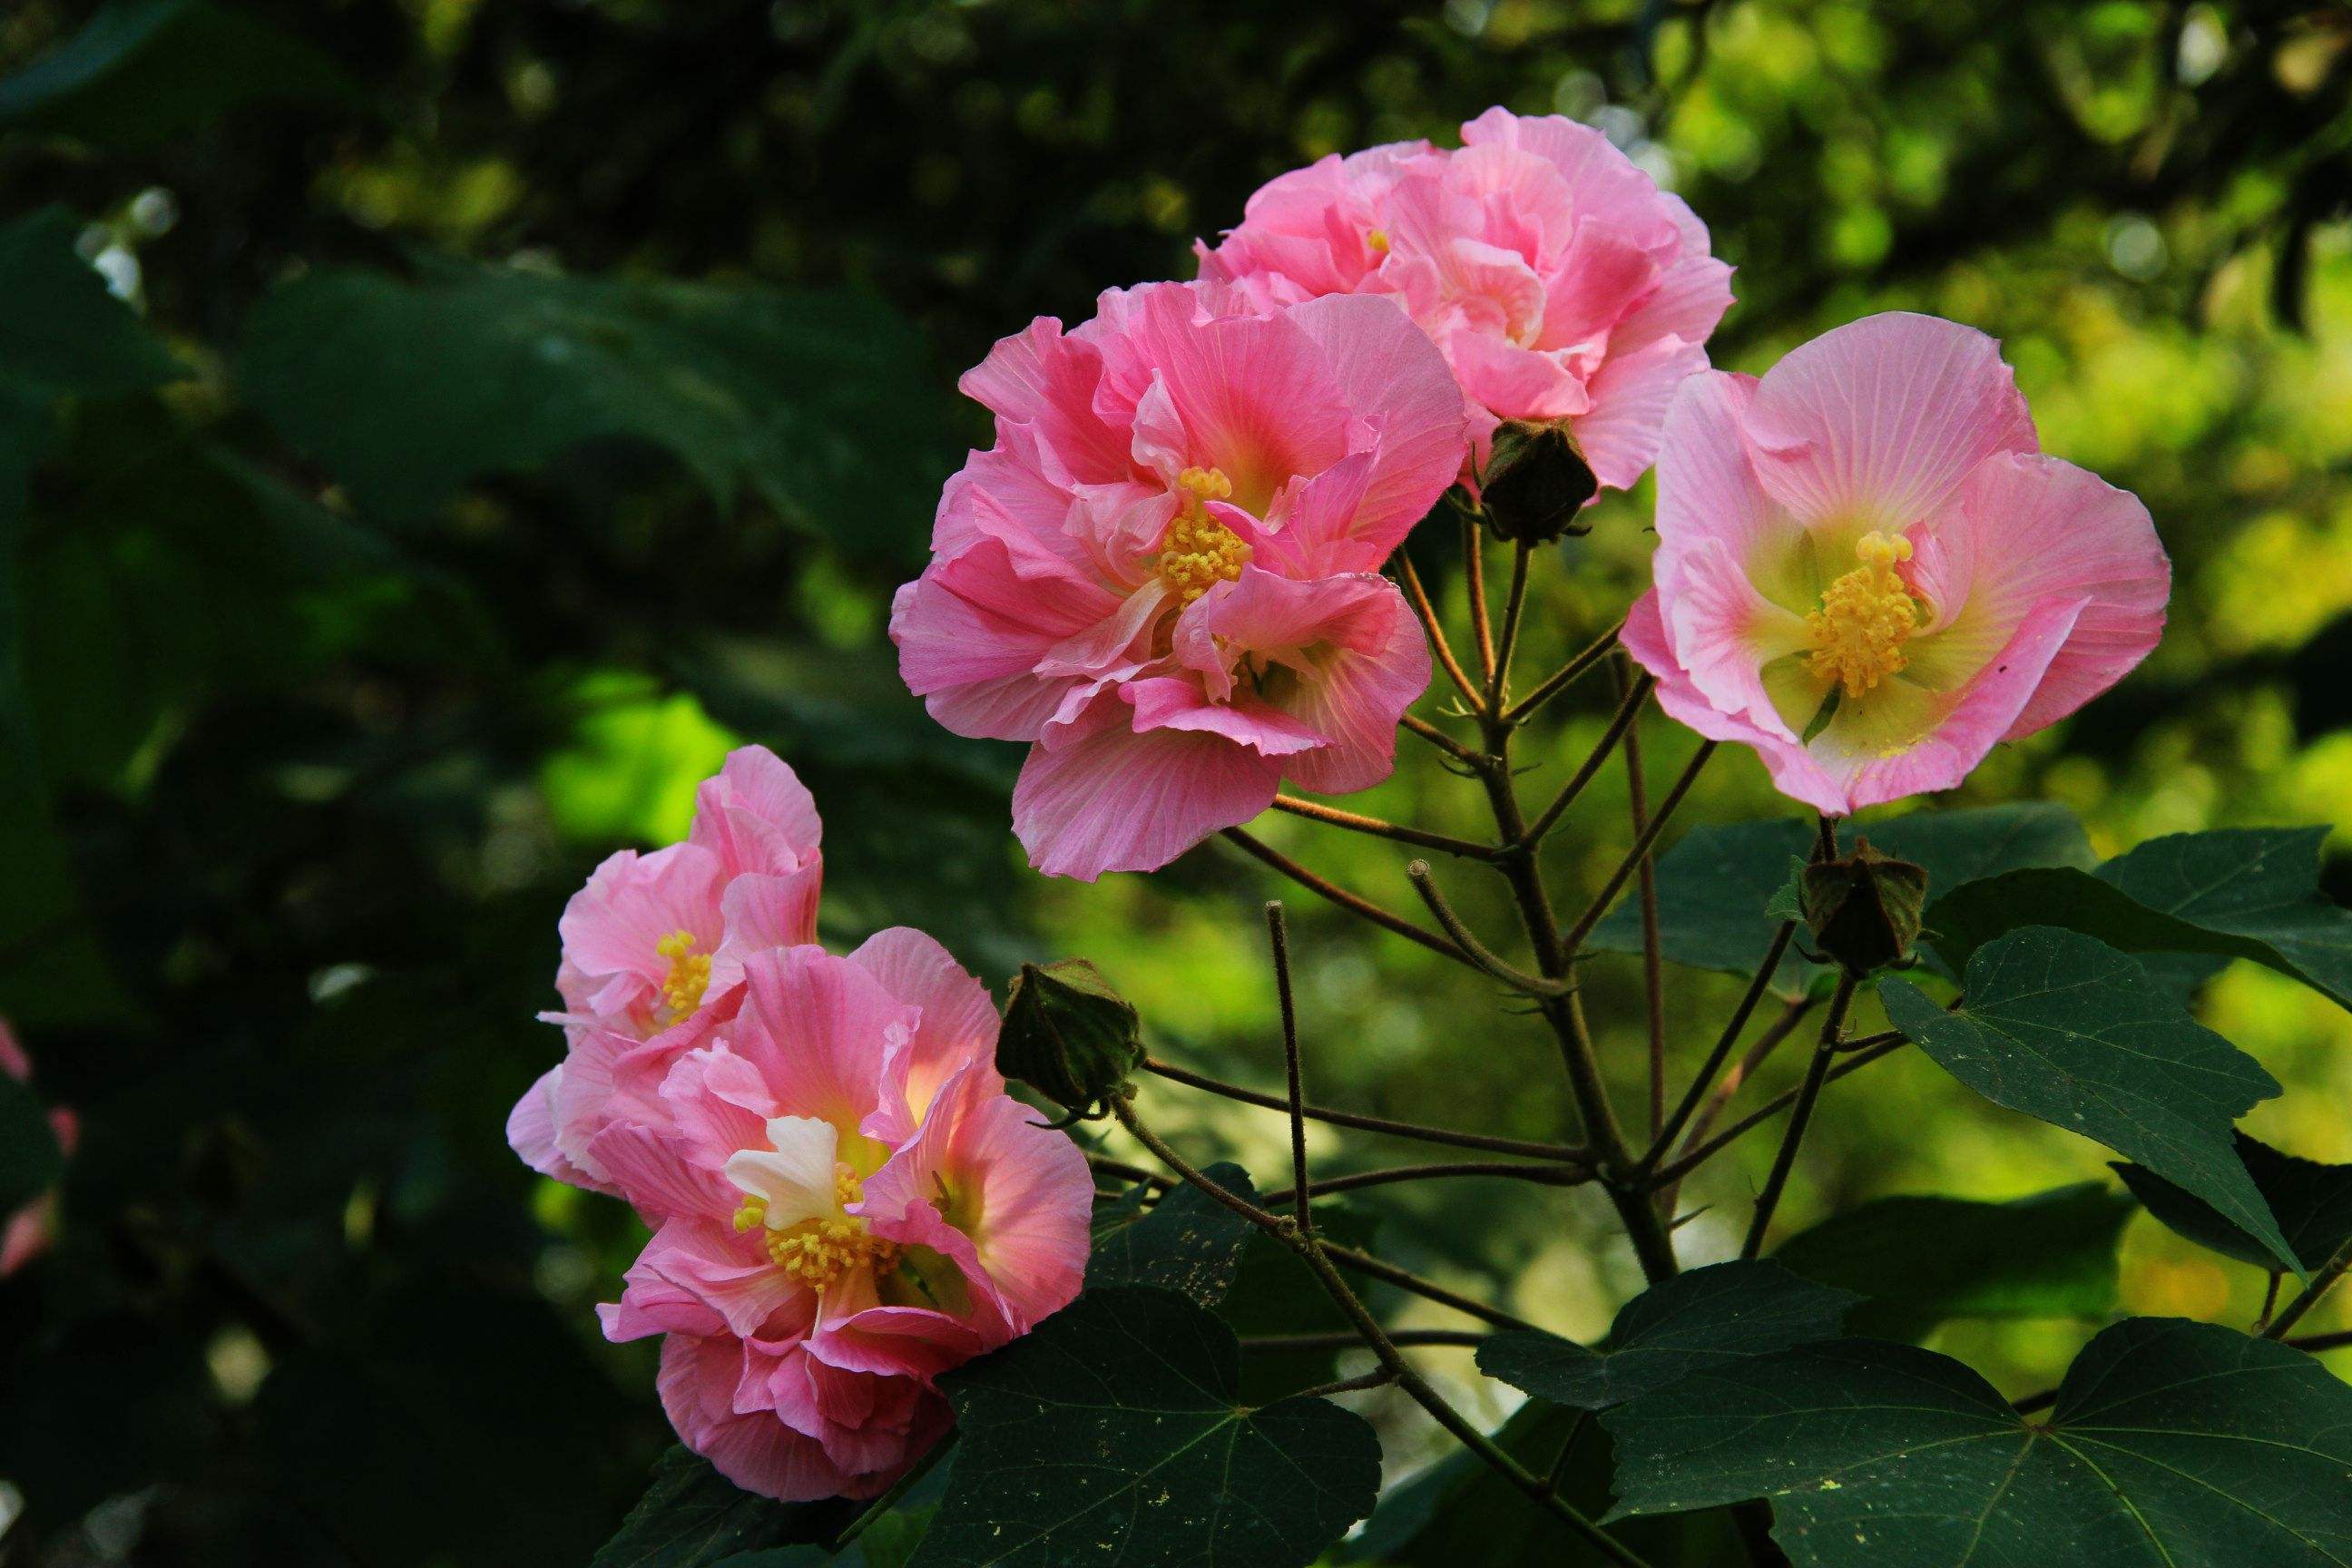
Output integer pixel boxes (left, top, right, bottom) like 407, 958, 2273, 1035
733, 1163, 897, 1290
654, 929, 711, 1019
1805, 532, 1921, 701
1153, 466, 1251, 605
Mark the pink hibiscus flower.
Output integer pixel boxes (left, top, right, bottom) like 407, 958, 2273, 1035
1198, 106, 1734, 492
891, 279, 1466, 880
589, 945, 1091, 1500
1621, 312, 2171, 816
0, 1020, 76, 1278
510, 746, 823, 1193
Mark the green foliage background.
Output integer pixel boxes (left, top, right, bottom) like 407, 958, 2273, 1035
1, 0, 2348, 1562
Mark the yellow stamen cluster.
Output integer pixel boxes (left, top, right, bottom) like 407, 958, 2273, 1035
1154, 467, 1251, 605
655, 930, 712, 1018
732, 1165, 897, 1290
1805, 531, 1921, 700
1366, 228, 1390, 254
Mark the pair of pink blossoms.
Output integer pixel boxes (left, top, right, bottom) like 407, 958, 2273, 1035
893, 109, 2168, 876
1, 1021, 74, 1278
508, 747, 1091, 1501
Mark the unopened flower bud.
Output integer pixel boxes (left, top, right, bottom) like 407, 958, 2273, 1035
1799, 841, 1928, 977
997, 959, 1143, 1123
1479, 419, 1599, 543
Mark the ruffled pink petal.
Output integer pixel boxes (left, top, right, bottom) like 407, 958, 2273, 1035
589, 1122, 734, 1223
688, 746, 821, 877
616, 1218, 816, 1340
506, 1064, 600, 1190
1574, 335, 1711, 493
1459, 108, 1682, 250
1741, 312, 2038, 530
1658, 536, 1811, 740
848, 926, 1004, 1135
956, 318, 1133, 486
1009, 697, 1285, 880
1447, 331, 1590, 423
891, 534, 1130, 744
657, 1334, 863, 1503
729, 947, 917, 1142
713, 864, 825, 973
1122, 676, 1328, 756
555, 843, 729, 1028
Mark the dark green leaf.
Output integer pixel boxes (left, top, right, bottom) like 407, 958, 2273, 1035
1343, 1399, 1741, 1567
1771, 1183, 2136, 1340
240, 263, 956, 558
0, 1070, 62, 1219
2114, 1132, 2352, 1274
1880, 927, 2297, 1274
593, 1446, 846, 1568
0, 208, 186, 395
1591, 805, 2092, 998
1084, 1161, 1257, 1307
911, 1286, 1379, 1568
1932, 828, 2352, 1014
1214, 1203, 1379, 1406
1604, 1319, 2352, 1565
0, 0, 358, 150
1477, 1260, 1857, 1412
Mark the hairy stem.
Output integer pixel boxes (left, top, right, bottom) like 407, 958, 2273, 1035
2264, 1237, 2352, 1340
1520, 672, 1653, 846
1650, 1034, 1906, 1187
1262, 1158, 1592, 1208
1558, 740, 1717, 956
1504, 618, 1625, 728
1392, 549, 1485, 712
1267, 902, 1313, 1240
1643, 924, 1799, 1176
1406, 860, 1569, 996
1612, 658, 1667, 1142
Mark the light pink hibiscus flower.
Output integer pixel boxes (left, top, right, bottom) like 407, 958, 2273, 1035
1622, 312, 2171, 816
0, 1020, 76, 1277
588, 945, 1091, 1500
510, 746, 824, 1193
891, 279, 1466, 880
1198, 106, 1733, 492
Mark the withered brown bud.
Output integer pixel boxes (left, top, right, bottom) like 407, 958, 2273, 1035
1799, 840, 1928, 977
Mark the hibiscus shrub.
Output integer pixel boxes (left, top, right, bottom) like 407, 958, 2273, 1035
499, 108, 2352, 1568
8, 8, 2352, 1567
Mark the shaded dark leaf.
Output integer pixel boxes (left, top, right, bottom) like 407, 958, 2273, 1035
1084, 1160, 1257, 1307
2114, 1132, 2352, 1275
1880, 927, 2296, 1274
593, 1446, 848, 1568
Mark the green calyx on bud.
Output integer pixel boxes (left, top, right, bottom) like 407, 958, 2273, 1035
997, 958, 1144, 1125
1797, 840, 1928, 977
1478, 419, 1599, 543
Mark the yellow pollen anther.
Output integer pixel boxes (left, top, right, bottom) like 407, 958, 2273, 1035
744, 1163, 897, 1290
655, 929, 712, 1018
1805, 531, 1921, 700
1366, 228, 1390, 254
1155, 469, 1251, 604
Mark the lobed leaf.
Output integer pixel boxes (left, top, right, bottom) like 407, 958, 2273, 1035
1084, 1161, 1259, 1308
910, 1286, 1380, 1568
2114, 1132, 2352, 1275
1604, 1318, 2352, 1565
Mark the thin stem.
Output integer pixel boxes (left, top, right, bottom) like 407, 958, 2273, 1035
1504, 618, 1625, 728
1220, 828, 1470, 966
2290, 1328, 2352, 1355
1489, 542, 1534, 708
1243, 1328, 1489, 1353
1833, 1028, 1904, 1054
1271, 794, 1498, 861
1289, 1368, 1401, 1400
2264, 1237, 2352, 1340
1406, 861, 1569, 996
1559, 740, 1718, 956
1142, 1055, 1589, 1162
1402, 710, 1487, 769
2257, 1273, 2283, 1333
1267, 902, 1312, 1240
830, 1430, 957, 1550
1520, 673, 1652, 847
1612, 658, 1666, 1143
1462, 513, 1496, 684
1643, 925, 1799, 1175
1394, 550, 1484, 712
1652, 1034, 1907, 1187
1319, 1240, 1540, 1332
1740, 973, 1859, 1259
1817, 815, 1840, 860
1652, 995, 1812, 1212
1263, 1158, 1592, 1208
